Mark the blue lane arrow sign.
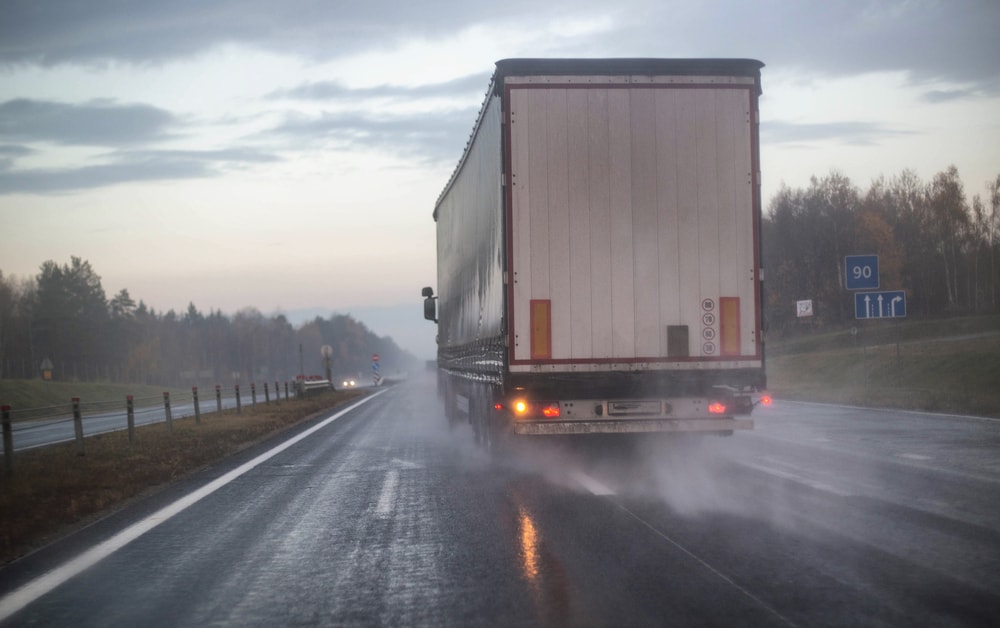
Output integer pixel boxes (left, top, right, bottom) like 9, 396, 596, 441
855, 291, 906, 319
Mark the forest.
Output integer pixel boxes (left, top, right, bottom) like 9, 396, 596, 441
0, 258, 416, 385
764, 166, 999, 332
1, 166, 998, 384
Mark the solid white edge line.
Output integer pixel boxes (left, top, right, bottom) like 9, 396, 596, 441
776, 399, 1000, 423
0, 389, 388, 622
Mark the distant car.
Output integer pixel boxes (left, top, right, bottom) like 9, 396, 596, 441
341, 379, 357, 388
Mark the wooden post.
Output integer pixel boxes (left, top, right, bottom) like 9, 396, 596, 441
215, 384, 222, 414
264, 381, 270, 405
2, 405, 13, 474
284, 381, 289, 400
274, 381, 280, 405
163, 392, 173, 432
251, 382, 257, 407
192, 387, 201, 425
235, 384, 242, 414
72, 397, 85, 456
126, 395, 135, 447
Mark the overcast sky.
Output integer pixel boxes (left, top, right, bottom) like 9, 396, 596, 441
1, 0, 998, 359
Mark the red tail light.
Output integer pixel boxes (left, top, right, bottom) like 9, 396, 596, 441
708, 402, 727, 414
761, 395, 772, 407
541, 404, 561, 418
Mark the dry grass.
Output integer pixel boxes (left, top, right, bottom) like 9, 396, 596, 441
0, 389, 363, 566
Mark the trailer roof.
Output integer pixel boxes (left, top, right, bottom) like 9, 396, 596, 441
493, 58, 763, 93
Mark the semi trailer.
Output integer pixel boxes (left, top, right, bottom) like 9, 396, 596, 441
423, 58, 768, 447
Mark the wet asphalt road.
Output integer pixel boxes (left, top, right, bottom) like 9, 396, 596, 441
2, 376, 1000, 626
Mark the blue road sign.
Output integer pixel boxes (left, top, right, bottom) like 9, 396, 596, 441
845, 255, 879, 290
855, 291, 906, 319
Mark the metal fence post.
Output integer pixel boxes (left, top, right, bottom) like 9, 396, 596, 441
163, 392, 173, 432
126, 395, 135, 447
251, 382, 257, 407
192, 386, 201, 425
2, 405, 13, 474
72, 397, 85, 456
215, 384, 222, 414
235, 384, 242, 414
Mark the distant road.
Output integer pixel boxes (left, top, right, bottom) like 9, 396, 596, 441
2, 380, 999, 625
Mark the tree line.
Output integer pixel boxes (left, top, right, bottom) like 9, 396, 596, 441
763, 166, 1000, 333
0, 257, 416, 384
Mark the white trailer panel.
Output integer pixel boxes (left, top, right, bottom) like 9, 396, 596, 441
507, 76, 761, 371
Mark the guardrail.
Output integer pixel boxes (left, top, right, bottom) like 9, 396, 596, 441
0, 379, 322, 475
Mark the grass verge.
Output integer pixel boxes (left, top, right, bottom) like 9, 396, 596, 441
767, 323, 1000, 417
0, 389, 363, 566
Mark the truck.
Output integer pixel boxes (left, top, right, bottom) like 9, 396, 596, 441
422, 58, 768, 448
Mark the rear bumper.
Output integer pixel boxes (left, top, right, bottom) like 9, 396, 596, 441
513, 417, 753, 435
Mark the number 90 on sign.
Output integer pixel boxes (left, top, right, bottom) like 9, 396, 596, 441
845, 255, 879, 290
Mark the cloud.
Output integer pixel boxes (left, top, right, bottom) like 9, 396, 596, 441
763, 120, 919, 147
0, 0, 606, 66
0, 98, 177, 146
268, 73, 491, 102
922, 88, 981, 104
262, 107, 477, 163
0, 144, 33, 158
3, 1, 995, 97
579, 1, 1000, 97
0, 147, 281, 194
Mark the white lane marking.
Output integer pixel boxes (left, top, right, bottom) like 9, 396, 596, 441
619, 503, 798, 627
0, 390, 388, 622
376, 471, 399, 516
896, 453, 933, 461
571, 471, 616, 496
740, 460, 854, 497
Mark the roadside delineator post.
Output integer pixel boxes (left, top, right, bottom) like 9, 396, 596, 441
215, 384, 223, 415
2, 405, 13, 475
193, 387, 201, 425
163, 392, 173, 432
126, 395, 136, 447
72, 397, 85, 456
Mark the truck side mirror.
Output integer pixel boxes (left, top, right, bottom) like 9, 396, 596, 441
423, 296, 437, 323
421, 287, 438, 323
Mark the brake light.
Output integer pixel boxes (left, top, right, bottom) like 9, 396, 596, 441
541, 404, 560, 418
761, 395, 772, 407
708, 402, 727, 414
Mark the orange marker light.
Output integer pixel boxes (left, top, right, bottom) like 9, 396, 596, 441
761, 395, 773, 407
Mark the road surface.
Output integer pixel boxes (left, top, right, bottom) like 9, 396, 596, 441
2, 376, 999, 626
